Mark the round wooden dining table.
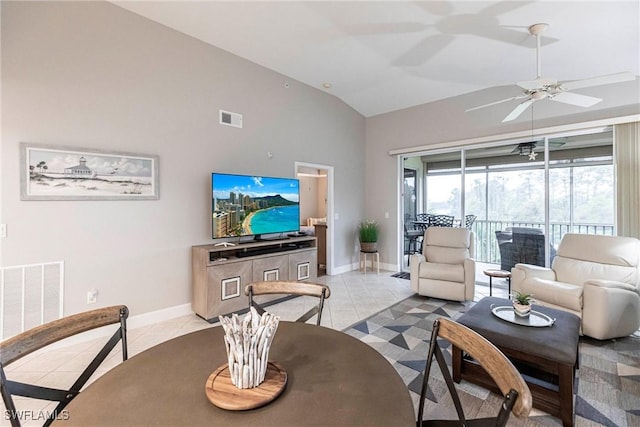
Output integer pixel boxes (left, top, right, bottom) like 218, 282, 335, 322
55, 321, 415, 426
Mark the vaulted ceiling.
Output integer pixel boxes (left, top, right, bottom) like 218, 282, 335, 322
113, 1, 640, 118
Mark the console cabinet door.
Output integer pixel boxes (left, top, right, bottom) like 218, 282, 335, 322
207, 260, 252, 318
288, 250, 317, 281
252, 254, 288, 283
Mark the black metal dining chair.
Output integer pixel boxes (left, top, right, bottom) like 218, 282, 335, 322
463, 214, 477, 229
430, 214, 454, 227
416, 318, 532, 426
0, 305, 129, 427
245, 281, 330, 326
415, 213, 433, 231
404, 222, 424, 265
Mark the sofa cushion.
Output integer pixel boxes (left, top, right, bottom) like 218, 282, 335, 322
424, 227, 470, 248
554, 257, 637, 287
519, 277, 583, 312
425, 246, 470, 264
557, 233, 640, 267
419, 262, 465, 283
419, 279, 467, 301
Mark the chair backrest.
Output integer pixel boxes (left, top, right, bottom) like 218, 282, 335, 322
510, 227, 542, 235
553, 233, 640, 286
415, 213, 433, 230
245, 281, 330, 326
463, 214, 476, 229
417, 318, 532, 426
423, 227, 473, 264
0, 305, 129, 427
512, 231, 546, 267
496, 237, 516, 271
495, 230, 512, 246
430, 214, 454, 227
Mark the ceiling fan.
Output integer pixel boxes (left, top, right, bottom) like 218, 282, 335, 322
467, 23, 636, 122
512, 140, 564, 161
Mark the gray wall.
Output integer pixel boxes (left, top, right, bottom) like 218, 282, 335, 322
1, 1, 365, 316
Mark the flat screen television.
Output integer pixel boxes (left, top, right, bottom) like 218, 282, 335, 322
212, 173, 300, 240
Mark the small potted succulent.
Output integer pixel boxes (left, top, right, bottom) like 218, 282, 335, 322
358, 220, 379, 252
511, 291, 534, 317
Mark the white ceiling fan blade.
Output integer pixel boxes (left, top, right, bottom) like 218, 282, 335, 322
561, 72, 636, 91
466, 95, 529, 112
552, 91, 602, 107
502, 99, 534, 122
517, 77, 557, 90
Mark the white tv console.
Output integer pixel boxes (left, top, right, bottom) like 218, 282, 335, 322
191, 236, 317, 321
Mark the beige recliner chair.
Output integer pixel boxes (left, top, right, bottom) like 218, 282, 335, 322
410, 227, 476, 301
511, 233, 640, 340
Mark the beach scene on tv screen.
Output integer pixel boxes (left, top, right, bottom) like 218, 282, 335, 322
212, 174, 299, 238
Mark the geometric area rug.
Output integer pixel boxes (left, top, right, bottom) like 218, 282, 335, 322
343, 295, 640, 426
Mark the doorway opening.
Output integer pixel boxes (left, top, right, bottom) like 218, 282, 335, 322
295, 162, 334, 276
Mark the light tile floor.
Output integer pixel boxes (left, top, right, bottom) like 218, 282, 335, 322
1, 267, 509, 426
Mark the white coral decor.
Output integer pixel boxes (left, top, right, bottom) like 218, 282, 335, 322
218, 307, 280, 389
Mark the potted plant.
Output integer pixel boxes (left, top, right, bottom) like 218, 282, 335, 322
511, 291, 534, 317
358, 220, 379, 252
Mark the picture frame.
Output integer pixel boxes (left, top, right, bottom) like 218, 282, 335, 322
20, 143, 159, 200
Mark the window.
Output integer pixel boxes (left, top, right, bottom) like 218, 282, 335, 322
403, 128, 614, 266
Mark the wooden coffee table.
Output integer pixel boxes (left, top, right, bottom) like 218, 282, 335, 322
452, 297, 580, 427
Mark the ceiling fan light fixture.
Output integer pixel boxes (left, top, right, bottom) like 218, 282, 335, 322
531, 91, 548, 100
528, 23, 549, 36
517, 142, 535, 156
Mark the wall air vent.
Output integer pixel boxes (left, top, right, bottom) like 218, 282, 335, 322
219, 110, 243, 128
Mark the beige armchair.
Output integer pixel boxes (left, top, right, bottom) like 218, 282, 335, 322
410, 227, 476, 301
512, 233, 640, 340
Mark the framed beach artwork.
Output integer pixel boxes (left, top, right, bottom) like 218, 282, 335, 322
20, 143, 159, 200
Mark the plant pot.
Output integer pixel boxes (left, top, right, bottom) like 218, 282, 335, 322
513, 302, 531, 317
360, 241, 378, 252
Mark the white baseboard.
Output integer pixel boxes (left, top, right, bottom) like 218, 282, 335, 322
332, 263, 355, 275
334, 261, 397, 275
127, 303, 192, 329
48, 303, 194, 350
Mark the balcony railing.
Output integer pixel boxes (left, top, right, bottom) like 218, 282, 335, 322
471, 220, 614, 264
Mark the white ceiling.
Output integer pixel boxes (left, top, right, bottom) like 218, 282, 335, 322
112, 1, 640, 118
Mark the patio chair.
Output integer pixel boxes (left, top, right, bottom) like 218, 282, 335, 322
245, 281, 330, 326
417, 318, 532, 426
0, 305, 129, 427
496, 228, 556, 272
405, 222, 424, 265
415, 213, 433, 230
430, 214, 454, 227
463, 214, 477, 229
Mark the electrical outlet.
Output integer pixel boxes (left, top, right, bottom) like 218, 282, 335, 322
87, 289, 98, 304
